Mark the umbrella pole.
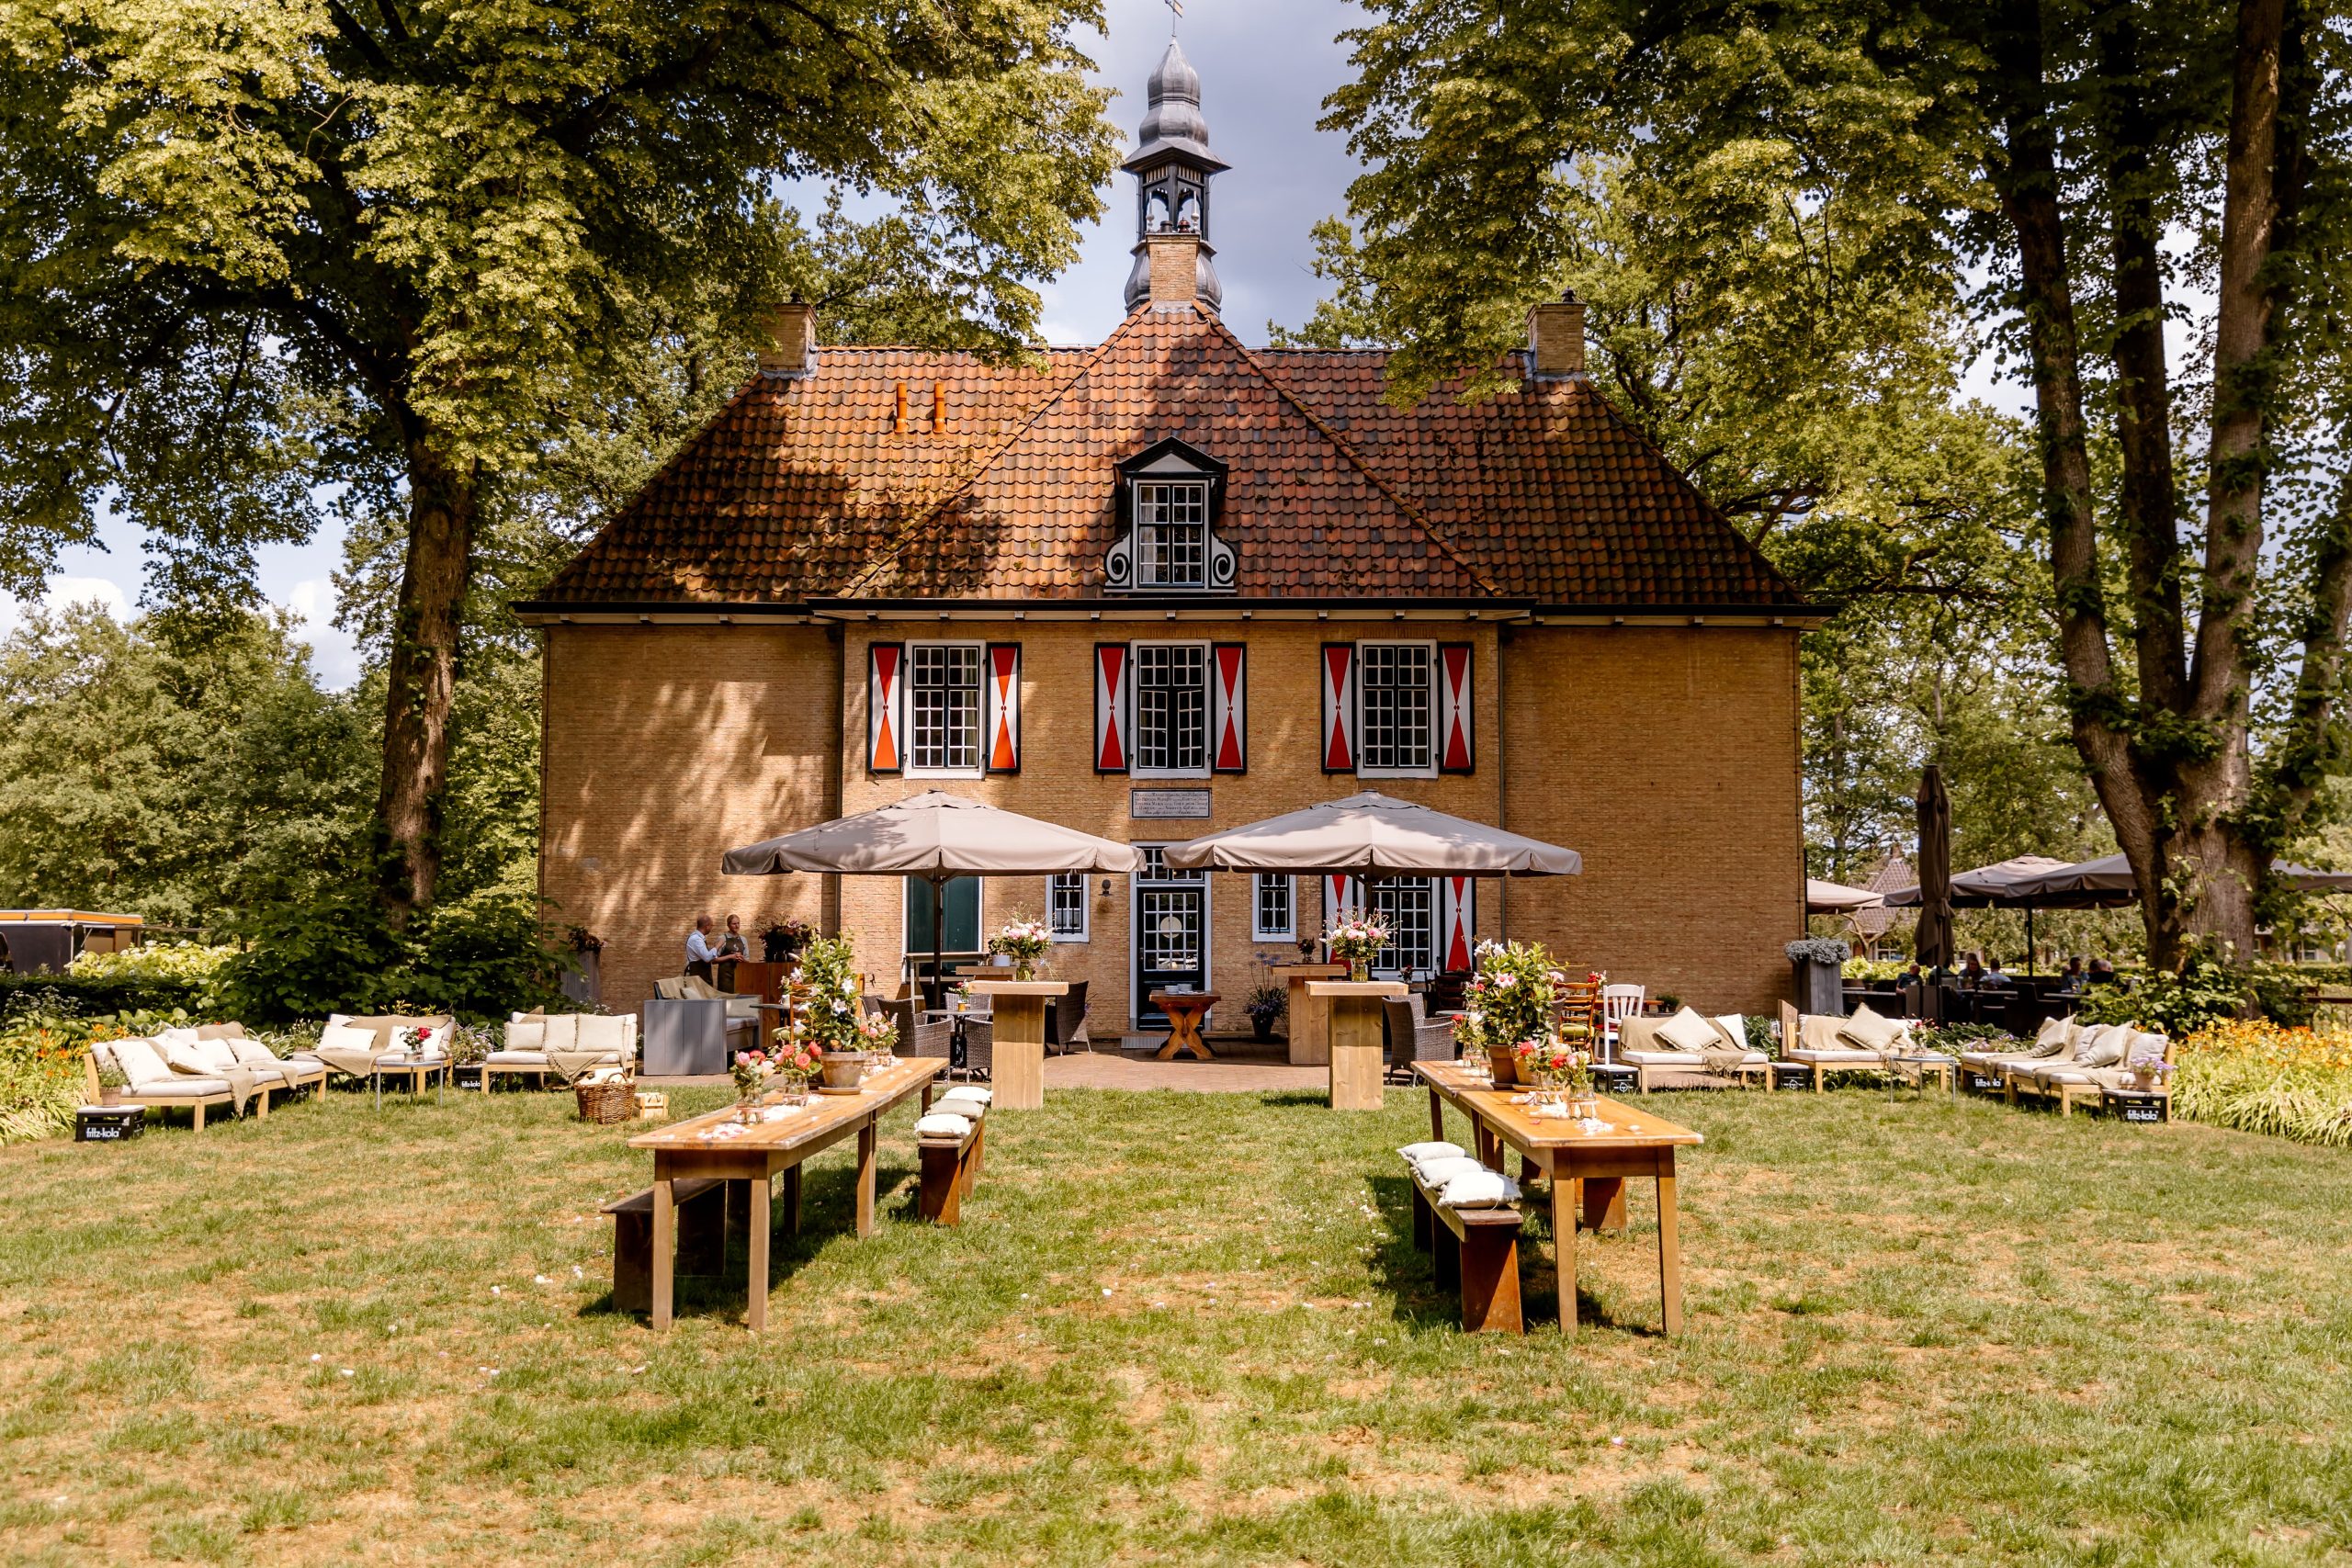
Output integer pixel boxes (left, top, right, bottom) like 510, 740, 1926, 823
932, 874, 947, 1012
2026, 907, 2035, 976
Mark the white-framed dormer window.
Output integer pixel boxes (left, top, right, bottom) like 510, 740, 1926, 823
1135, 480, 1208, 587
908, 641, 983, 774
1251, 874, 1295, 941
1049, 873, 1090, 942
1357, 641, 1436, 777
1131, 641, 1209, 776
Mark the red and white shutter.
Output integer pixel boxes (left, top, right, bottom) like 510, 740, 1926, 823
868, 642, 905, 773
984, 643, 1021, 773
1323, 874, 1363, 925
1211, 642, 1247, 773
1440, 876, 1476, 973
1320, 644, 1357, 773
1438, 643, 1474, 773
1093, 643, 1130, 773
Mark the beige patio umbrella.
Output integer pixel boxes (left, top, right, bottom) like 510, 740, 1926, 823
1161, 791, 1582, 877
1806, 878, 1884, 914
723, 791, 1137, 1003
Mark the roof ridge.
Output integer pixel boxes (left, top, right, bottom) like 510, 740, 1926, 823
837, 310, 1148, 594
1212, 316, 1503, 597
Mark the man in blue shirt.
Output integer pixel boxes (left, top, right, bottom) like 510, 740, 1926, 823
684, 916, 720, 983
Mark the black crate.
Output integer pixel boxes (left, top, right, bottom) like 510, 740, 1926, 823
1964, 1070, 2005, 1095
2103, 1089, 2170, 1124
1770, 1061, 1813, 1092
453, 1064, 485, 1090
1590, 1063, 1638, 1095
75, 1106, 144, 1143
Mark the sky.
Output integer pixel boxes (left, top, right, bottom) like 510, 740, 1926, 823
0, 0, 1369, 688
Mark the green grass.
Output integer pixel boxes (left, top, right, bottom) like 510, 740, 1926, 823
2, 1081, 2350, 1564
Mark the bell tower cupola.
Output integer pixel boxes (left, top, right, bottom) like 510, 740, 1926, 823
1122, 38, 1227, 313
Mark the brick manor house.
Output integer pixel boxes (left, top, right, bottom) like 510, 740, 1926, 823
522, 41, 1818, 1029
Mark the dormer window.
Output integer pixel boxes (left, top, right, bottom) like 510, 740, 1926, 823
1106, 437, 1236, 592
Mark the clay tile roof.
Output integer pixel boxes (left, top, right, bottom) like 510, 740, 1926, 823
534, 305, 1804, 609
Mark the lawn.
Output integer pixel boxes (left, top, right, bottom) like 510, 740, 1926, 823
2, 1082, 2348, 1565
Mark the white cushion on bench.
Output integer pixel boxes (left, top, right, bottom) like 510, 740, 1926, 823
915, 1111, 974, 1139
935, 1091, 989, 1118
1412, 1155, 1485, 1187
1398, 1141, 1466, 1164
1438, 1169, 1521, 1209
942, 1086, 992, 1105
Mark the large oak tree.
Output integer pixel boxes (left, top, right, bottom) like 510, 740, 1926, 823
1319, 0, 2352, 966
0, 0, 1117, 915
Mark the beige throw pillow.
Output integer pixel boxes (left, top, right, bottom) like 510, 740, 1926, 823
1655, 1007, 1723, 1054
576, 1014, 630, 1055
504, 1019, 547, 1052
1836, 1002, 1905, 1052
540, 1014, 581, 1052
2079, 1027, 2131, 1068
2030, 1014, 2075, 1057
228, 1036, 281, 1067
111, 1036, 175, 1086
316, 1021, 379, 1056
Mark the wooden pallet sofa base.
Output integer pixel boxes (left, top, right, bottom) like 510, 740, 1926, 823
1406, 1161, 1525, 1334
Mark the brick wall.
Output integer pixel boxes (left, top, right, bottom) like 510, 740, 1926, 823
537, 616, 1803, 1031
1498, 625, 1804, 1014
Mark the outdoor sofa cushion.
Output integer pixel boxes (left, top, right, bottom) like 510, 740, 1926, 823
185, 1037, 241, 1073
2077, 1029, 2130, 1069
1714, 1015, 1748, 1050
111, 1037, 179, 1087
196, 1022, 247, 1041
1654, 1007, 1723, 1054
227, 1036, 281, 1068
128, 1077, 234, 1099
915, 1112, 974, 1139
483, 1050, 549, 1066
1786, 1045, 1884, 1064
1836, 1004, 1905, 1052
2032, 1014, 2077, 1056
317, 1022, 379, 1055
575, 1014, 632, 1055
1437, 1169, 1521, 1209
504, 1019, 547, 1052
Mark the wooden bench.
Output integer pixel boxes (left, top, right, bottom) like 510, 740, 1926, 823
603, 1178, 728, 1314
1406, 1162, 1525, 1334
917, 1112, 985, 1225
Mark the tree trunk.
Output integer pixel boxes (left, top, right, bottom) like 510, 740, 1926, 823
376, 441, 479, 916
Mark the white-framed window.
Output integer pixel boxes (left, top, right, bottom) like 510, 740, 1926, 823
1358, 641, 1436, 777
1048, 873, 1090, 942
1131, 641, 1208, 776
1251, 874, 1295, 940
1134, 480, 1209, 588
908, 641, 982, 774
1370, 877, 1438, 976
1134, 844, 1204, 883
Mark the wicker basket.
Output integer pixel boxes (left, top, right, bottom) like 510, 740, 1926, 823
575, 1077, 636, 1125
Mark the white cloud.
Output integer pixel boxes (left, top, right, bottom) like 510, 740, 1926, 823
0, 574, 135, 642
282, 577, 364, 690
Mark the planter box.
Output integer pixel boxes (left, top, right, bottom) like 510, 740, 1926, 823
1792, 958, 1846, 1017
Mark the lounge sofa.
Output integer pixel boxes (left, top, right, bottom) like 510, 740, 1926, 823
2003, 1021, 2171, 1117
482, 1011, 638, 1090
1614, 1010, 1772, 1091
1776, 1002, 1935, 1091
89, 1029, 299, 1128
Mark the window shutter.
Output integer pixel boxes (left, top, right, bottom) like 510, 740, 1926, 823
868, 642, 905, 774
984, 644, 1022, 773
1320, 643, 1357, 773
1093, 643, 1130, 773
1438, 643, 1474, 773
1211, 642, 1247, 773
1440, 876, 1476, 973
1323, 874, 1363, 925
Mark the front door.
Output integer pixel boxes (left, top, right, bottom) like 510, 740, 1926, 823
1134, 847, 1208, 1028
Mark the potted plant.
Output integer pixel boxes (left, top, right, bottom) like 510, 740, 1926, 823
1327, 907, 1392, 983
988, 919, 1052, 982
759, 916, 813, 964
2127, 1043, 2174, 1091
94, 1058, 128, 1107
448, 1022, 493, 1089
797, 934, 899, 1090
1786, 938, 1850, 1016
1243, 982, 1285, 1043
1452, 940, 1560, 1085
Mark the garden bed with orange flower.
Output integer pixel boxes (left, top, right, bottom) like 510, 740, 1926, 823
2175, 1020, 2352, 1147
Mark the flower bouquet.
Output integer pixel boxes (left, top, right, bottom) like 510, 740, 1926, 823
1514, 1033, 1596, 1119
1453, 941, 1562, 1083
765, 1022, 823, 1102
1327, 907, 1392, 982
793, 934, 898, 1090
988, 919, 1053, 981
729, 1049, 774, 1119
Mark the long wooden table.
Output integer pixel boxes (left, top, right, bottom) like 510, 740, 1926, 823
1414, 1061, 1702, 1335
626, 1055, 946, 1331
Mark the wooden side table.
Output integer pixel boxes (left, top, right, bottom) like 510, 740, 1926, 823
967, 979, 1064, 1110
1277, 963, 1349, 1066
1306, 980, 1407, 1110
1148, 991, 1219, 1061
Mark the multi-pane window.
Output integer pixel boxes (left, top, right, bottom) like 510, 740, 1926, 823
1358, 643, 1434, 773
1135, 481, 1208, 587
1252, 874, 1295, 940
910, 643, 981, 773
1132, 643, 1207, 773
1048, 874, 1089, 942
1370, 877, 1438, 977
1136, 845, 1203, 882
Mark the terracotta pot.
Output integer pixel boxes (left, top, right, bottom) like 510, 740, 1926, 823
97, 1087, 122, 1107
1487, 1044, 1520, 1086
819, 1050, 873, 1091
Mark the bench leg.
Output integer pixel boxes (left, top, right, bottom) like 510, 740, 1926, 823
1410, 1185, 1433, 1252
919, 1142, 965, 1224
1552, 1177, 1577, 1331
1458, 1228, 1523, 1334
1428, 1087, 1444, 1143
651, 1176, 675, 1332
967, 1119, 985, 1185
782, 1166, 802, 1236
854, 1122, 876, 1238
1657, 1169, 1683, 1337
610, 1209, 652, 1314
1433, 1224, 1460, 1294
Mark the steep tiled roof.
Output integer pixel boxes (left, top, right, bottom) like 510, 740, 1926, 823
534, 303, 1803, 609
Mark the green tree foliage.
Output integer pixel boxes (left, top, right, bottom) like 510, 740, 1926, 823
0, 0, 1120, 915
0, 604, 372, 925
1313, 0, 2352, 967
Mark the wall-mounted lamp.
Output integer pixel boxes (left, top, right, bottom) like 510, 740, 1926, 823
1099, 878, 1114, 897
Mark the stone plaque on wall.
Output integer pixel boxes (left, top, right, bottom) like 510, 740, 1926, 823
1130, 787, 1213, 819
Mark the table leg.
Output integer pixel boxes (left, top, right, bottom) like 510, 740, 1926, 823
1153, 1029, 1181, 1061
1581, 1177, 1627, 1233
747, 1173, 772, 1332
1551, 1168, 1577, 1332
782, 1165, 803, 1235
651, 1170, 676, 1332
1428, 1087, 1444, 1143
855, 1122, 876, 1238
1657, 1159, 1682, 1337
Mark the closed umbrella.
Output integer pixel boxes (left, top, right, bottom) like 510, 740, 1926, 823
1912, 766, 1954, 974
723, 791, 1137, 1005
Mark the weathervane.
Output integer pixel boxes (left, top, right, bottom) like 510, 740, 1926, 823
1166, 0, 1182, 32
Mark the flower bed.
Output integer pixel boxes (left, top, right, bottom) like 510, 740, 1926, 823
2173, 1021, 2352, 1147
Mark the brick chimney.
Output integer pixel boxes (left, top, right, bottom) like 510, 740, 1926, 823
1525, 290, 1587, 380
1146, 233, 1201, 309
756, 302, 816, 378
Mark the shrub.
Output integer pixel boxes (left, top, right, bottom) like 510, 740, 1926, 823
2173, 1020, 2352, 1147
0, 942, 232, 1021
220, 886, 571, 1024
2075, 955, 2246, 1036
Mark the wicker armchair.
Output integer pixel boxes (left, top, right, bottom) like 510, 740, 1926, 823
1045, 980, 1091, 1055
880, 998, 952, 1062
955, 1017, 994, 1082
1385, 997, 1457, 1081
